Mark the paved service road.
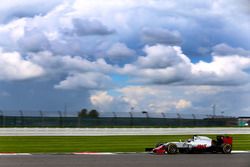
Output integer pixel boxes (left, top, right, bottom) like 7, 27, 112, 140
0, 154, 249, 167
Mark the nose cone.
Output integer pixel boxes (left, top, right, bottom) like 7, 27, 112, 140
153, 145, 166, 154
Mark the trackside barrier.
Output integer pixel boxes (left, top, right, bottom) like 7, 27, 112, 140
0, 128, 249, 136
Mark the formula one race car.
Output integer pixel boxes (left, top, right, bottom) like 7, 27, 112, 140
145, 135, 232, 154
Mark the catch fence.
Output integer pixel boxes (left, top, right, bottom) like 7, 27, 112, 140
0, 110, 238, 127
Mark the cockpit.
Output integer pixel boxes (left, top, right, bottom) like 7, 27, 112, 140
186, 135, 210, 143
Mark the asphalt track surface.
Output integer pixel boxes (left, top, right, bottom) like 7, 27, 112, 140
0, 154, 249, 167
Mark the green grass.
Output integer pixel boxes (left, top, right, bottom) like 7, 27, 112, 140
0, 134, 249, 153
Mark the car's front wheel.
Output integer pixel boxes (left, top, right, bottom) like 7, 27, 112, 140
167, 143, 178, 154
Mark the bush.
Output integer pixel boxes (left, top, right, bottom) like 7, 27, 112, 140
78, 109, 99, 118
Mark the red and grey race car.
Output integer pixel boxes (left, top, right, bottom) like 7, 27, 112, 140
145, 135, 232, 154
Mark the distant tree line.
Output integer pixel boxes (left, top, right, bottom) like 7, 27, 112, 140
78, 109, 99, 118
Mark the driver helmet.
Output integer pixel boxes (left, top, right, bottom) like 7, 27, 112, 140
193, 135, 198, 140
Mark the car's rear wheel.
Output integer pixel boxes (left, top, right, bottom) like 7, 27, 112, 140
167, 143, 178, 154
222, 144, 232, 154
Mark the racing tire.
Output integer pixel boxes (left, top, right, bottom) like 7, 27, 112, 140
166, 143, 178, 154
221, 144, 232, 154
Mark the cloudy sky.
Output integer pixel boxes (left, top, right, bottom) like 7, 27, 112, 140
0, 0, 249, 116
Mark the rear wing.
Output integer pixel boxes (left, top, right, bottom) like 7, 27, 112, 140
216, 136, 233, 145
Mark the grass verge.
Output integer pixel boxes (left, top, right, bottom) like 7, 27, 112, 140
0, 134, 249, 153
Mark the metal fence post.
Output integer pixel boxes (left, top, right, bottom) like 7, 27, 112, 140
77, 112, 81, 127
39, 111, 44, 127
161, 112, 167, 126
112, 112, 117, 126
0, 110, 4, 127
19, 110, 24, 127
129, 112, 133, 127
192, 114, 196, 126
177, 113, 182, 127
58, 111, 63, 127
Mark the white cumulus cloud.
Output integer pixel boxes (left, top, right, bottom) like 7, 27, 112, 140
90, 91, 114, 107
54, 72, 113, 90
106, 42, 136, 63
142, 27, 182, 45
121, 44, 250, 86
175, 99, 192, 109
0, 49, 44, 81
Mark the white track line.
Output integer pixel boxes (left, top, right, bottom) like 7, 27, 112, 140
73, 152, 116, 155
0, 151, 249, 156
231, 151, 250, 153
0, 153, 32, 155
